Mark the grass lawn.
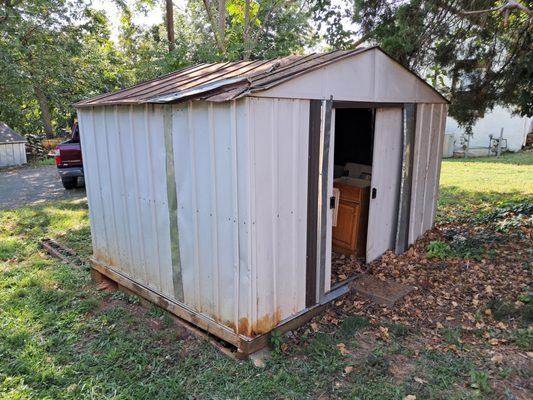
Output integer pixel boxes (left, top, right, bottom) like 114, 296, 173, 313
437, 151, 533, 222
0, 152, 531, 399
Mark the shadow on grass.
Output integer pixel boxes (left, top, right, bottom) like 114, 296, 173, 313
437, 186, 532, 223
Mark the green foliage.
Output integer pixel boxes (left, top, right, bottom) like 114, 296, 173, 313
427, 240, 453, 259
0, 0, 313, 138
514, 328, 533, 351
442, 327, 462, 347
340, 315, 370, 337
470, 370, 491, 394
270, 330, 283, 353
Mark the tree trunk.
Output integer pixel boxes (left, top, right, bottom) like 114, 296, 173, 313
166, 0, 175, 52
34, 84, 53, 138
243, 0, 250, 59
202, 0, 225, 53
218, 0, 226, 52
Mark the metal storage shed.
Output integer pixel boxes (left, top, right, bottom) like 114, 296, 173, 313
0, 122, 27, 168
75, 47, 448, 356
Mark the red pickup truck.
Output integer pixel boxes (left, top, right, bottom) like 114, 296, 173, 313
54, 122, 84, 189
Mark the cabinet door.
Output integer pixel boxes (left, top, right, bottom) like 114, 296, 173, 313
332, 201, 359, 251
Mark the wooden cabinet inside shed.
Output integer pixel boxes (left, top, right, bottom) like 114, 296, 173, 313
332, 178, 370, 257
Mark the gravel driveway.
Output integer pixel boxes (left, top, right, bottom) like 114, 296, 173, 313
0, 165, 86, 210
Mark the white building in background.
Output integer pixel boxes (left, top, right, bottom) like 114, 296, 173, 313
444, 105, 532, 157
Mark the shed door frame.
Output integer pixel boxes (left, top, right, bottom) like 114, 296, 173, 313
306, 101, 416, 307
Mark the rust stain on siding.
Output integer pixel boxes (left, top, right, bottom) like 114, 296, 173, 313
238, 308, 281, 336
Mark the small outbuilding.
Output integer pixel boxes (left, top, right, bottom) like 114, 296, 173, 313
75, 47, 448, 355
0, 122, 27, 168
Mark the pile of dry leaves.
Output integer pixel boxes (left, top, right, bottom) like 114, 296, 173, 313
323, 220, 531, 346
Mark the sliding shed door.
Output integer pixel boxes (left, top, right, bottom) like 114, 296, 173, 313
366, 108, 403, 262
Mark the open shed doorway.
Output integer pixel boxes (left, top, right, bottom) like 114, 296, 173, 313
329, 107, 374, 288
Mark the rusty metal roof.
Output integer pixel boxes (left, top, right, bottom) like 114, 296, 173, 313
75, 48, 375, 107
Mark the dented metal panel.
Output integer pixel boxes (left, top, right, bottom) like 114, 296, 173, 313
169, 98, 309, 336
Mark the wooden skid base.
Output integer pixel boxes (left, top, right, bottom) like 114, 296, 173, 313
90, 258, 350, 358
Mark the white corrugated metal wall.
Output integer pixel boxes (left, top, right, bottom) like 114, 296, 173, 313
0, 142, 27, 167
172, 97, 309, 335
79, 97, 310, 337
79, 105, 175, 299
409, 103, 447, 244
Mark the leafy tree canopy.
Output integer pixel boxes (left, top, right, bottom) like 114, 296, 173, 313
0, 0, 530, 136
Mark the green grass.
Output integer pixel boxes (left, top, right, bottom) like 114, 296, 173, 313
1, 152, 532, 398
437, 152, 533, 222
0, 200, 481, 399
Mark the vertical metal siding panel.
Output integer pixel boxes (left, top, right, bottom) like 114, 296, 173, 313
100, 108, 121, 269
8, 144, 13, 164
6, 144, 14, 165
289, 102, 300, 312
249, 97, 258, 335
12, 144, 17, 164
207, 104, 221, 320
148, 105, 175, 298
418, 104, 435, 236
251, 97, 276, 331
119, 107, 146, 283
103, 108, 129, 274
0, 146, 4, 167
173, 104, 196, 307
276, 99, 298, 317
212, 103, 237, 326
191, 103, 216, 315
189, 103, 202, 310
131, 107, 161, 291
422, 105, 443, 233
296, 100, 310, 311
0, 145, 6, 167
77, 110, 99, 254
92, 108, 118, 266
17, 143, 24, 164
272, 100, 279, 320
21, 143, 27, 164
236, 98, 252, 335
409, 104, 431, 243
248, 97, 311, 330
111, 106, 135, 279
230, 101, 241, 332
431, 105, 448, 223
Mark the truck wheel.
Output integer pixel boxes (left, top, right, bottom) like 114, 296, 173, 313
61, 177, 77, 189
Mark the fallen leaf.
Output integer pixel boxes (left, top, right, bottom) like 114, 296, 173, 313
344, 365, 354, 374
414, 376, 427, 384
310, 322, 319, 332
337, 343, 349, 356
404, 395, 417, 400
491, 354, 503, 364
378, 326, 390, 341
